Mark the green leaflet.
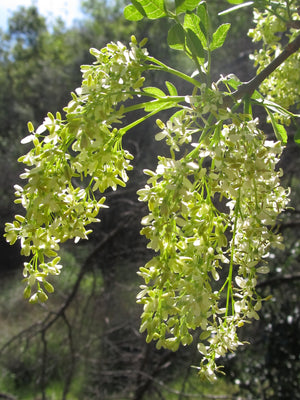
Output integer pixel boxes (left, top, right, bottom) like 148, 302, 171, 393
266, 109, 288, 144
222, 74, 241, 91
143, 86, 166, 97
210, 23, 231, 51
185, 28, 205, 62
167, 23, 185, 50
256, 98, 300, 119
124, 4, 144, 21
197, 2, 209, 37
124, 0, 167, 21
184, 12, 207, 51
175, 0, 202, 14
165, 81, 178, 96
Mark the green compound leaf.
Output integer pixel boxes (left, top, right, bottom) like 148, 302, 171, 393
210, 23, 231, 51
175, 0, 202, 14
125, 0, 167, 20
168, 23, 185, 50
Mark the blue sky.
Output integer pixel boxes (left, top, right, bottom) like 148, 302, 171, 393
0, 0, 84, 31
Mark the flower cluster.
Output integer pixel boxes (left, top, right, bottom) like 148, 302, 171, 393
137, 156, 229, 350
137, 112, 289, 378
154, 83, 225, 153
5, 37, 148, 302
248, 2, 300, 121
155, 109, 197, 152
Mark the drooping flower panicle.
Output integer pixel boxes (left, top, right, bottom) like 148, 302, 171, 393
5, 37, 148, 303
138, 111, 289, 379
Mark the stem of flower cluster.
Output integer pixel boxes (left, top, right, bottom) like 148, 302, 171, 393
225, 192, 240, 318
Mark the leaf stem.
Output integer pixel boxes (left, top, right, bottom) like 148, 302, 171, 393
144, 55, 202, 87
120, 103, 178, 135
225, 191, 240, 318
185, 113, 216, 161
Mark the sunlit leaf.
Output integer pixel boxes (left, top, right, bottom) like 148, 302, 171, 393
140, 0, 167, 19
210, 23, 230, 51
267, 109, 288, 144
124, 0, 167, 20
224, 74, 241, 90
258, 98, 300, 118
165, 81, 178, 96
184, 12, 207, 51
175, 0, 201, 14
124, 4, 144, 20
143, 86, 166, 97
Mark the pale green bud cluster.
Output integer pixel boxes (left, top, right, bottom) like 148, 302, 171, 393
155, 109, 197, 152
248, 1, 300, 121
137, 112, 289, 379
5, 37, 147, 302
